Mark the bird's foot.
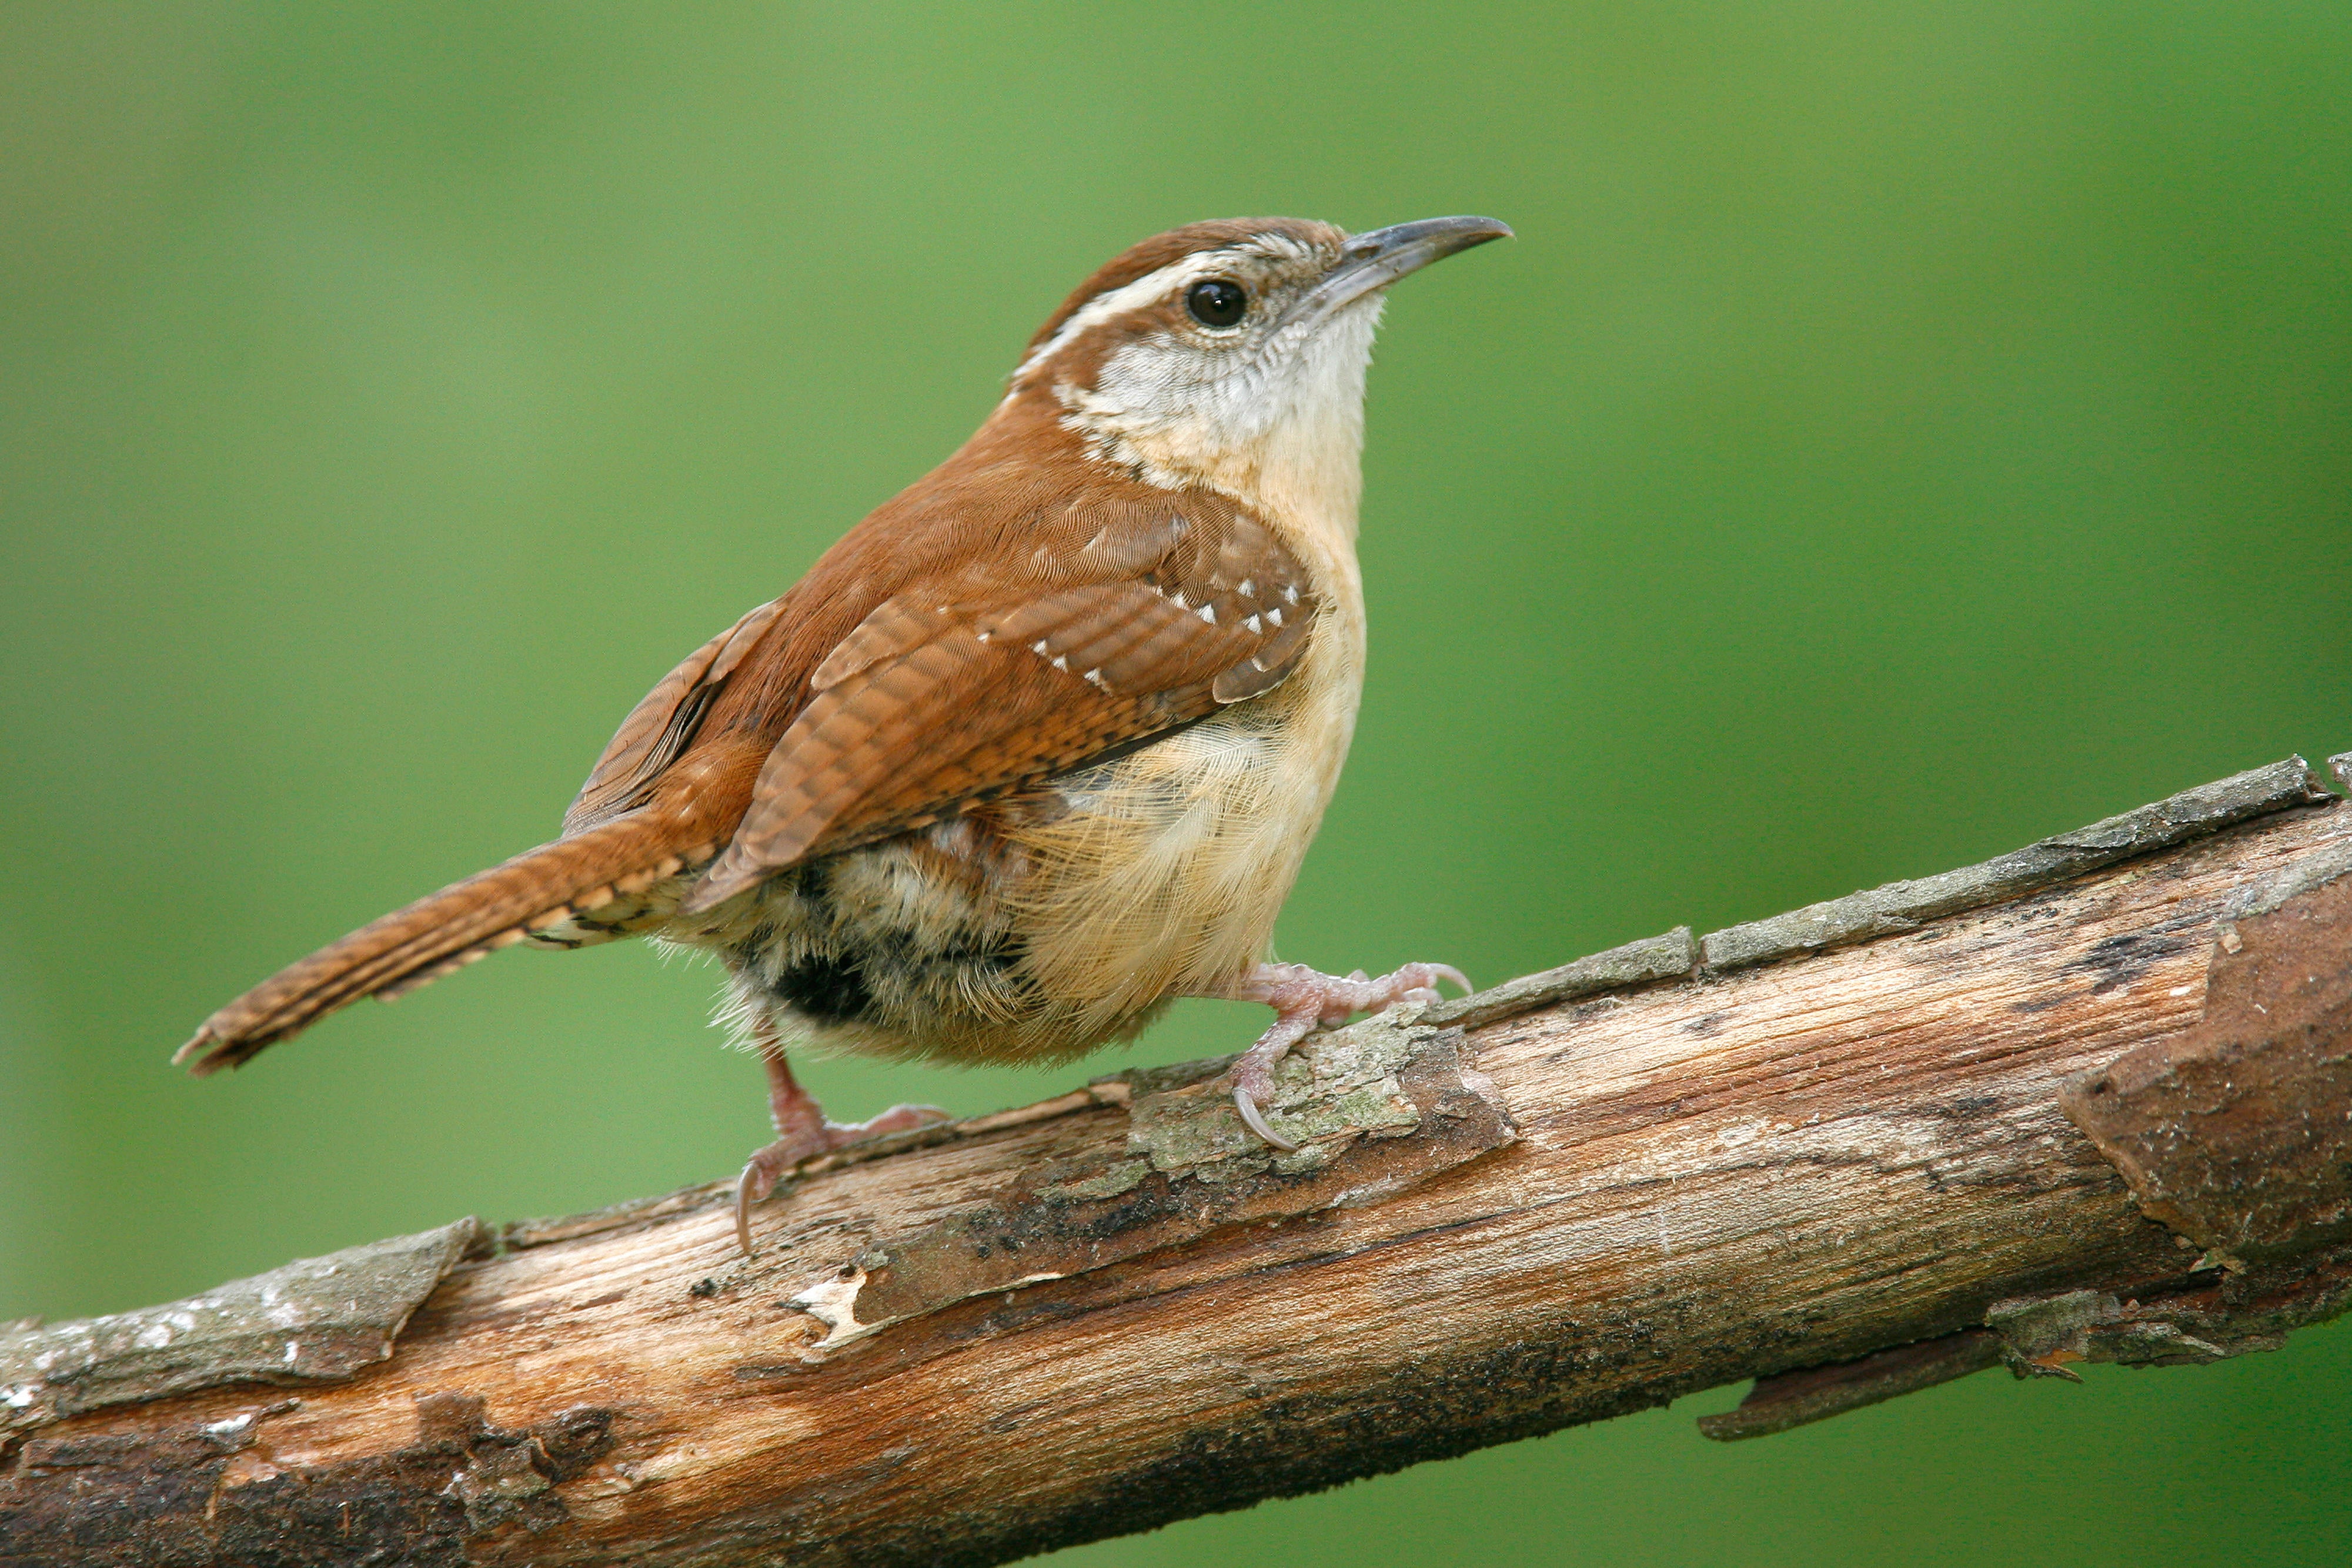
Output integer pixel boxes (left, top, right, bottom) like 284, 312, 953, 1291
1222, 961, 1471, 1150
734, 1101, 948, 1255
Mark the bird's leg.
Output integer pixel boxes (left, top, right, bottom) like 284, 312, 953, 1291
734, 1023, 948, 1254
1213, 961, 1471, 1150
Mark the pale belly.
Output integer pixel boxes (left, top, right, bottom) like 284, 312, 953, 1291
674, 662, 1359, 1067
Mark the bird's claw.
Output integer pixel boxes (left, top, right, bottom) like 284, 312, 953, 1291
1222, 958, 1471, 1155
1232, 1081, 1308, 1152
732, 1102, 950, 1255
1425, 962, 1472, 996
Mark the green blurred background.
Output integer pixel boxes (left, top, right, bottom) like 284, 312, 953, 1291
4, 2, 2348, 1562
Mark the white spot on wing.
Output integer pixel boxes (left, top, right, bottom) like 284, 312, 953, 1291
1196, 603, 1217, 624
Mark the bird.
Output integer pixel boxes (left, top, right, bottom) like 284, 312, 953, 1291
177, 213, 1511, 1252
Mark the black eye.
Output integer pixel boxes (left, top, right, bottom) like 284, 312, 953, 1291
1186, 279, 1248, 328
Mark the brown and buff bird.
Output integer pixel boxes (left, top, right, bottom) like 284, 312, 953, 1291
179, 214, 1511, 1251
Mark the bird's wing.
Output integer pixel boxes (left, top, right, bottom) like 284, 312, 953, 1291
682, 502, 1318, 911
563, 597, 788, 835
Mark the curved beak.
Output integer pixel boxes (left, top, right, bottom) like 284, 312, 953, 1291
1297, 215, 1513, 322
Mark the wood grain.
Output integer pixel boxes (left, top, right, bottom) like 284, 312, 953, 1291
8, 784, 2352, 1567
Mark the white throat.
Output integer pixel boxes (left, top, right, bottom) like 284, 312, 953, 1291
1052, 297, 1384, 544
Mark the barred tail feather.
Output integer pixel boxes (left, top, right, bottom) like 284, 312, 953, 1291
176, 811, 720, 1075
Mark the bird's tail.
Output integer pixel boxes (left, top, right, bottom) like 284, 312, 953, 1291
176, 807, 726, 1075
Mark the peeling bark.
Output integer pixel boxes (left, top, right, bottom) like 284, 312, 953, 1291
5, 758, 2350, 1567
1, 1222, 477, 1436
2059, 836, 2352, 1261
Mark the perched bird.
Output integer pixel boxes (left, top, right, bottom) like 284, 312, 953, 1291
179, 214, 1509, 1251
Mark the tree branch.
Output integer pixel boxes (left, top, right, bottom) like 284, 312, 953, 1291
8, 755, 2352, 1567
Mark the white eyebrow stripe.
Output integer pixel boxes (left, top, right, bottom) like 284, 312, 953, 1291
1014, 237, 1306, 381
1015, 255, 1224, 380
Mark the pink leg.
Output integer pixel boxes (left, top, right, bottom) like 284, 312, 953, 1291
1211, 961, 1471, 1150
734, 1024, 947, 1254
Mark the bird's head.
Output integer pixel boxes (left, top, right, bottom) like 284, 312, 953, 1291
1003, 216, 1509, 518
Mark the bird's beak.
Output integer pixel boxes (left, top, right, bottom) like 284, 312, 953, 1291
1295, 215, 1513, 323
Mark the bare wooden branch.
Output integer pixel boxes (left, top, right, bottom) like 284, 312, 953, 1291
7, 757, 2352, 1567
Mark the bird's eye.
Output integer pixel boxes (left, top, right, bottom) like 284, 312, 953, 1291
1186, 279, 1248, 328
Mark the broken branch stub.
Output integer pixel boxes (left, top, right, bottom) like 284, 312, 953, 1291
1695, 1332, 2005, 1441
1708, 1241, 2352, 1440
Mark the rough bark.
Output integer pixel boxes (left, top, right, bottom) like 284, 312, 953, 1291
7, 755, 2352, 1567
